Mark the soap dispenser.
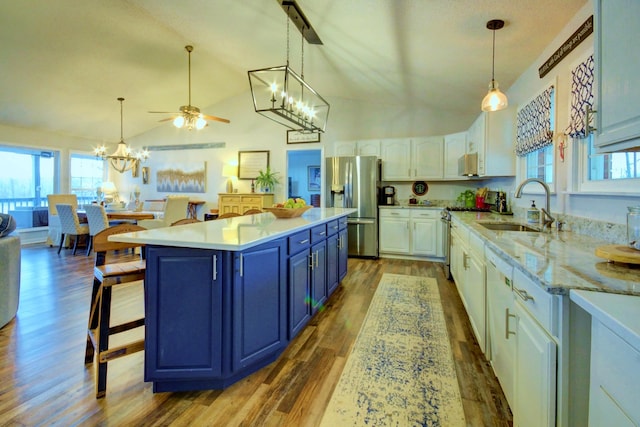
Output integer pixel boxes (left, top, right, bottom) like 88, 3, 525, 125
527, 200, 540, 224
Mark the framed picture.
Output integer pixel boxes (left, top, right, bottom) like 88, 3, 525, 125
287, 130, 321, 144
308, 165, 321, 191
238, 151, 269, 180
142, 167, 150, 184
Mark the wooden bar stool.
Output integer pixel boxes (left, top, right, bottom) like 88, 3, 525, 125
84, 223, 146, 398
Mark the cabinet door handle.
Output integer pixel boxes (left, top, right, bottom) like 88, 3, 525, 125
308, 253, 314, 269
463, 252, 469, 269
239, 254, 244, 277
315, 250, 319, 267
319, 231, 326, 236
298, 239, 309, 244
514, 287, 535, 302
505, 308, 516, 339
213, 254, 217, 281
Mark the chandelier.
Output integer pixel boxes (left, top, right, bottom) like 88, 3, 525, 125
247, 1, 329, 133
95, 97, 149, 173
481, 19, 508, 112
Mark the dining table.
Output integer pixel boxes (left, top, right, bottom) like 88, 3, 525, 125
105, 211, 155, 221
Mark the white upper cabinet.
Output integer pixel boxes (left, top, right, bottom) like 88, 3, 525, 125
467, 108, 516, 177
594, 0, 640, 152
444, 132, 467, 179
334, 140, 381, 157
380, 137, 443, 181
381, 139, 412, 180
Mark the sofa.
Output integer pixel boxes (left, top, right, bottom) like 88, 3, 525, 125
0, 215, 20, 329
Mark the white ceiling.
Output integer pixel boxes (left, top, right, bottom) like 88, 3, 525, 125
0, 0, 587, 143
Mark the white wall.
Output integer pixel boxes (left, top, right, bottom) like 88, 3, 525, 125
504, 1, 639, 225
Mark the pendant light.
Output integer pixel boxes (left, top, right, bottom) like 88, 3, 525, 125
481, 19, 508, 112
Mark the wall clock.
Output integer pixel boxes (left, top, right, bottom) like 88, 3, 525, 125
412, 181, 428, 196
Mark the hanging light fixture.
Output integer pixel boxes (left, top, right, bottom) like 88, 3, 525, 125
94, 97, 149, 173
247, 0, 329, 133
481, 19, 508, 112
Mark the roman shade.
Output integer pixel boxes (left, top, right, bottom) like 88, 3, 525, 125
566, 55, 594, 139
516, 86, 554, 156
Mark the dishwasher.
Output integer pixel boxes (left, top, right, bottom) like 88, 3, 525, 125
485, 246, 515, 409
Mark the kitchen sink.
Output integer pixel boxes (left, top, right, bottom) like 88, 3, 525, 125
478, 222, 540, 232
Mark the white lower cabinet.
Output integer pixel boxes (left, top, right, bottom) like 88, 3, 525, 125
379, 208, 442, 257
512, 269, 558, 427
589, 317, 640, 426
486, 247, 516, 408
379, 209, 410, 254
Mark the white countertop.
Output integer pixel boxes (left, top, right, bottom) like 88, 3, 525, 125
109, 208, 356, 251
571, 290, 640, 351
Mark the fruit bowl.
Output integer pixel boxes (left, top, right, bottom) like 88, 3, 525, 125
264, 205, 312, 218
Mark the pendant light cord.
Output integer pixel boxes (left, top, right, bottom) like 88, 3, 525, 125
491, 27, 496, 81
187, 47, 192, 106
118, 97, 124, 142
286, 6, 290, 67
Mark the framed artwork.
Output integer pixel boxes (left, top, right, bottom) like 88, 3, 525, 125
156, 162, 206, 193
238, 151, 269, 179
131, 160, 140, 178
308, 165, 321, 191
287, 130, 321, 144
142, 167, 150, 184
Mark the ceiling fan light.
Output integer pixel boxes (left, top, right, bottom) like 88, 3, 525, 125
481, 80, 508, 112
173, 116, 185, 128
195, 116, 207, 130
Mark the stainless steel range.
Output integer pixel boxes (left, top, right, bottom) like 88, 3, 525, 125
440, 206, 491, 279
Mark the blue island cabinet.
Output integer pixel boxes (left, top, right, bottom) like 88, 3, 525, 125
144, 239, 287, 393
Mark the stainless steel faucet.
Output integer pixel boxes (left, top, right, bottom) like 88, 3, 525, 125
514, 178, 555, 231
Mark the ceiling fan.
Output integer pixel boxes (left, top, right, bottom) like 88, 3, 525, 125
150, 45, 230, 130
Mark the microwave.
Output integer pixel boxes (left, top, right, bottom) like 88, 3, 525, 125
458, 152, 478, 177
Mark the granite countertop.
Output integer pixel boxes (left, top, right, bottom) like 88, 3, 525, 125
451, 211, 640, 296
378, 204, 445, 210
109, 208, 356, 251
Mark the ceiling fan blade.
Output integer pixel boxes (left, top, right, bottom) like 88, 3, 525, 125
158, 117, 176, 123
202, 114, 230, 124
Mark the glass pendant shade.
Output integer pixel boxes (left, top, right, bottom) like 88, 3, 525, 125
481, 79, 509, 112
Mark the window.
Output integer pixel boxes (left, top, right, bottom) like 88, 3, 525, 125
70, 153, 105, 206
525, 145, 554, 183
0, 145, 57, 216
574, 134, 640, 193
517, 86, 556, 186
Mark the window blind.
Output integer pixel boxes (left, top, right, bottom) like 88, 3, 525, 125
516, 86, 554, 157
566, 55, 594, 139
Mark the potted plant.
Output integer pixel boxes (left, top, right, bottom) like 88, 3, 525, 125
254, 166, 280, 193
457, 189, 476, 208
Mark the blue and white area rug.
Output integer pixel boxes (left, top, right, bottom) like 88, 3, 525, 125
320, 273, 466, 426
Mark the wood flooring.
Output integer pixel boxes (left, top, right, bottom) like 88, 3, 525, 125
0, 244, 512, 426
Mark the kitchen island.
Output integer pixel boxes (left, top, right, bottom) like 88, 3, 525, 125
110, 208, 354, 393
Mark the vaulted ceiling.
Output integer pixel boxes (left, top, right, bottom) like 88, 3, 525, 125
0, 0, 587, 142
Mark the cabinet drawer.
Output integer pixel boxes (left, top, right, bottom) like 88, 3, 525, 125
469, 232, 484, 258
311, 224, 327, 243
326, 220, 339, 235
450, 218, 469, 245
338, 216, 347, 229
288, 230, 311, 255
219, 195, 241, 204
239, 196, 262, 204
513, 269, 559, 337
410, 209, 438, 219
379, 208, 410, 218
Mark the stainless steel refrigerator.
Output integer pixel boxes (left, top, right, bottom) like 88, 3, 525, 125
325, 156, 380, 258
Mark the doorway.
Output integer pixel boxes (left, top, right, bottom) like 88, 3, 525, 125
286, 149, 322, 207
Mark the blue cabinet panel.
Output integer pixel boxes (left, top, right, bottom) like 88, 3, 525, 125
338, 228, 348, 282
145, 247, 222, 381
327, 233, 340, 296
233, 239, 286, 370
311, 240, 327, 314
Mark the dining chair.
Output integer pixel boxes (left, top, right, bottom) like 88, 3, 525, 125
56, 203, 89, 255
84, 204, 110, 256
85, 223, 146, 398
46, 194, 78, 247
242, 209, 263, 215
137, 195, 190, 229
216, 212, 241, 219
170, 218, 202, 226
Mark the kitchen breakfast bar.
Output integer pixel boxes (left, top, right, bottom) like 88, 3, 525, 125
109, 208, 354, 393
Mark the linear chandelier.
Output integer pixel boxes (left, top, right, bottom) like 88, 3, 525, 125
94, 97, 149, 173
247, 0, 329, 133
